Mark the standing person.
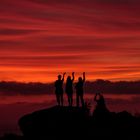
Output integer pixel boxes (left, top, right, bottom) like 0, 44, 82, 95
65, 72, 75, 106
55, 73, 66, 106
75, 72, 85, 107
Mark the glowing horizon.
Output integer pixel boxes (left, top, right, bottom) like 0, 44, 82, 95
0, 0, 140, 82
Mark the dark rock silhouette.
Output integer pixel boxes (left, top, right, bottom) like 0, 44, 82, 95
19, 106, 89, 140
0, 134, 23, 140
18, 105, 140, 140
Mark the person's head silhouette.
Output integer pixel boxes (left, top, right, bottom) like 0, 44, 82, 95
78, 77, 82, 82
58, 75, 62, 80
67, 76, 71, 81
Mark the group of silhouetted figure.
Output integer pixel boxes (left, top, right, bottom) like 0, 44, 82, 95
55, 72, 106, 109
55, 72, 85, 107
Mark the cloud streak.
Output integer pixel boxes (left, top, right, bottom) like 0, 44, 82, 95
0, 0, 140, 82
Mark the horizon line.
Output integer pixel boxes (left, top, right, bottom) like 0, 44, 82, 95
0, 79, 140, 84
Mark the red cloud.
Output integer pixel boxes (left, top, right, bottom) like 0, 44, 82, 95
0, 0, 140, 82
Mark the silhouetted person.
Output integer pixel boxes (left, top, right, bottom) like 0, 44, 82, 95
75, 72, 85, 107
65, 72, 75, 106
93, 93, 110, 120
55, 73, 66, 106
94, 93, 106, 110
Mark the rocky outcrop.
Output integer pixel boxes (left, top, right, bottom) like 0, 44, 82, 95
18, 106, 140, 140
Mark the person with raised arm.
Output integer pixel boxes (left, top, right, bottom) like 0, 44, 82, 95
65, 72, 75, 106
55, 73, 66, 106
94, 93, 106, 110
75, 72, 85, 107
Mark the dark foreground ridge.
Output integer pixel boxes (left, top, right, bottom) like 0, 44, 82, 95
1, 106, 140, 140
17, 106, 140, 140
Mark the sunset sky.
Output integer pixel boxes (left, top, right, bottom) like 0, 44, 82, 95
0, 0, 140, 82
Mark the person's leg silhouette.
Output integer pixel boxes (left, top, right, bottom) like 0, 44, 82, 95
56, 94, 60, 106
68, 95, 71, 106
71, 94, 73, 106
60, 94, 63, 106
80, 94, 84, 107
76, 94, 79, 107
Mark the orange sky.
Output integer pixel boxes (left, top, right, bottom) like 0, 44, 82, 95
0, 0, 140, 82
